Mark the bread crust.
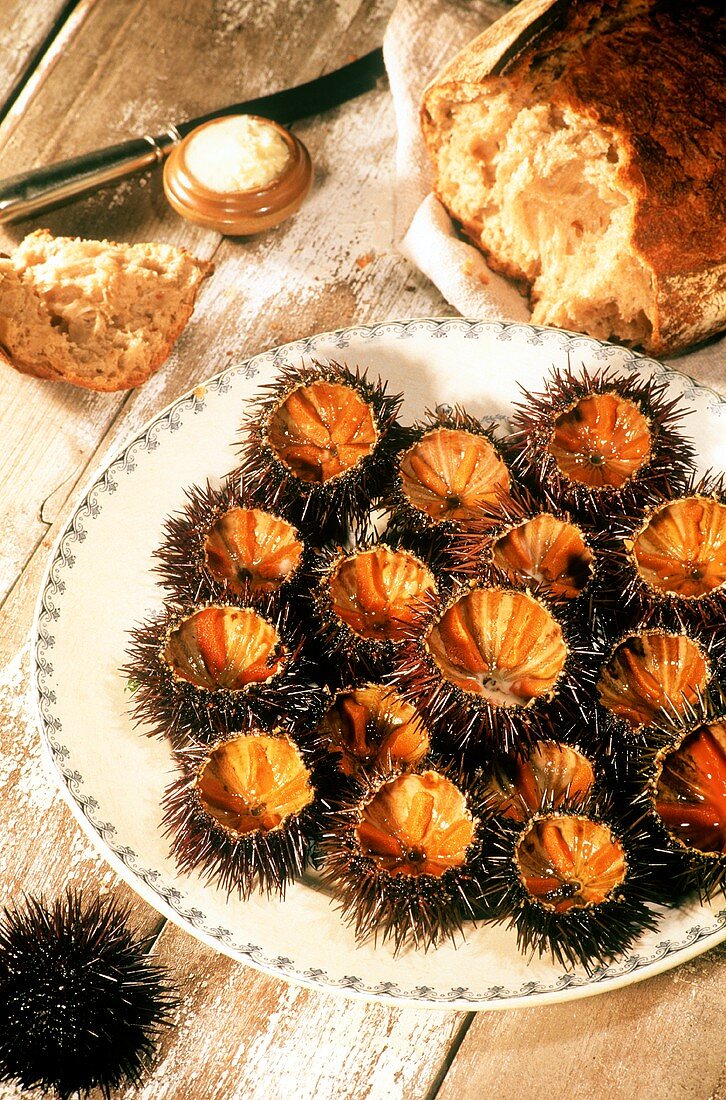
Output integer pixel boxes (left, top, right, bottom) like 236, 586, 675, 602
421, 0, 726, 355
0, 229, 213, 391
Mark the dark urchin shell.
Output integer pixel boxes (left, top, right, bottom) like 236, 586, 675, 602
320, 762, 489, 952
446, 482, 598, 617
601, 473, 726, 629
163, 727, 329, 898
154, 478, 308, 605
234, 359, 405, 543
390, 574, 598, 763
0, 891, 174, 1100
125, 599, 325, 747
316, 681, 432, 778
311, 538, 439, 683
480, 802, 664, 971
509, 364, 696, 526
384, 405, 512, 558
596, 615, 722, 747
640, 689, 726, 902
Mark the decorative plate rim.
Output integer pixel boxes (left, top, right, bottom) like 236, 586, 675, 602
32, 318, 726, 1011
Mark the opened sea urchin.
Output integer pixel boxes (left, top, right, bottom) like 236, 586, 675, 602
163, 728, 326, 897
317, 682, 431, 777
154, 479, 307, 604
322, 765, 487, 951
510, 365, 695, 524
236, 359, 404, 540
125, 600, 323, 746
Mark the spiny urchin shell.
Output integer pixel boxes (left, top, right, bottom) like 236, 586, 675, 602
603, 473, 726, 628
390, 576, 598, 761
596, 618, 720, 741
509, 364, 696, 525
483, 738, 601, 824
125, 599, 324, 747
163, 727, 329, 898
480, 804, 664, 971
311, 538, 439, 682
320, 763, 489, 952
0, 891, 174, 1100
641, 691, 726, 901
234, 359, 405, 542
154, 479, 308, 605
447, 483, 598, 610
316, 681, 432, 778
384, 405, 512, 554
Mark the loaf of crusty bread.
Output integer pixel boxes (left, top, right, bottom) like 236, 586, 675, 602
0, 229, 212, 390
421, 0, 726, 356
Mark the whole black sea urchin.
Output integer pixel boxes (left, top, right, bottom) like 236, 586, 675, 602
0, 891, 173, 1100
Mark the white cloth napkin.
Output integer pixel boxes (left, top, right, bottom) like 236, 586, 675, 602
383, 0, 725, 387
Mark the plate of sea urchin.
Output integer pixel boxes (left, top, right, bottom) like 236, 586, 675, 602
32, 318, 726, 1009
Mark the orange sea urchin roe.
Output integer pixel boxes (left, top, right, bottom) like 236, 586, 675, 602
426, 587, 567, 707
197, 733, 313, 835
356, 771, 475, 877
267, 380, 377, 483
329, 547, 436, 643
655, 721, 726, 856
631, 497, 726, 598
320, 684, 430, 776
597, 631, 709, 730
487, 742, 595, 823
548, 392, 651, 489
400, 428, 510, 523
204, 507, 303, 594
516, 815, 627, 912
491, 514, 594, 599
163, 605, 286, 690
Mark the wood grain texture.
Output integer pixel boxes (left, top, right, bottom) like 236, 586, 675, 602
0, 0, 73, 114
436, 947, 726, 1100
113, 925, 467, 1100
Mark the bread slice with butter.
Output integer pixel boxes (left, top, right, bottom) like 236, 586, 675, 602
0, 229, 212, 391
421, 0, 726, 355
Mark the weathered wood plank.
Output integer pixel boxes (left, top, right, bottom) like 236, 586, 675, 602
0, 0, 74, 115
435, 946, 726, 1100
115, 925, 467, 1100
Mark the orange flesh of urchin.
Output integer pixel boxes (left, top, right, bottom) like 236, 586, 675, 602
488, 742, 596, 822
203, 507, 303, 594
597, 632, 710, 730
547, 393, 651, 489
329, 548, 436, 642
356, 771, 475, 877
197, 734, 313, 835
163, 606, 286, 691
426, 588, 567, 707
400, 428, 510, 523
267, 381, 377, 483
491, 514, 594, 598
631, 497, 726, 598
516, 816, 627, 912
321, 684, 430, 776
655, 722, 726, 855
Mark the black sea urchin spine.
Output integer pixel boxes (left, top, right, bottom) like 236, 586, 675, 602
0, 891, 174, 1100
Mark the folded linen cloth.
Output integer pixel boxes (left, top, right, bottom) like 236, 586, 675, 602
382, 0, 725, 385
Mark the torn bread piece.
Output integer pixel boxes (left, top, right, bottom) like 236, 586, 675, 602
421, 0, 726, 356
0, 229, 212, 391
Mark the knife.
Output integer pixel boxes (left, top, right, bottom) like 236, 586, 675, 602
0, 47, 385, 225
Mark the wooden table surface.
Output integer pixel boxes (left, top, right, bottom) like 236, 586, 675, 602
0, 2, 724, 1098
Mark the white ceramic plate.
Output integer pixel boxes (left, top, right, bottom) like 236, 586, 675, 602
33, 319, 726, 1010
